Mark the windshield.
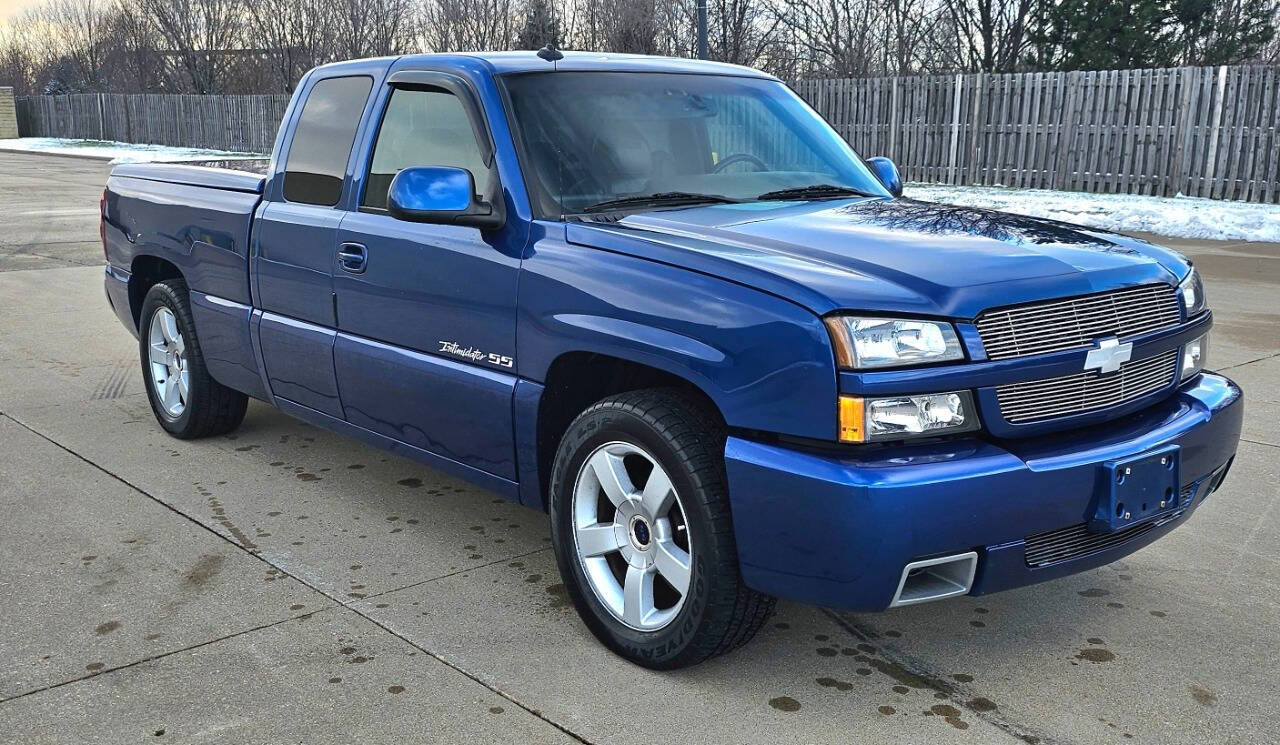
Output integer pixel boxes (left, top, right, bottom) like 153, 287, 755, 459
501, 72, 891, 217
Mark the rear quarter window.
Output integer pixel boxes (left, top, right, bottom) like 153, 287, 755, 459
283, 76, 373, 206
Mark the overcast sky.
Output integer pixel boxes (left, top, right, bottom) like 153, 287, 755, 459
0, 0, 44, 21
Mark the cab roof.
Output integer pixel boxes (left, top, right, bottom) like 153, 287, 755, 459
395, 50, 777, 79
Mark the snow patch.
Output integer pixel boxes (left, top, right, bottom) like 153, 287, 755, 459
0, 137, 261, 165
908, 183, 1279, 243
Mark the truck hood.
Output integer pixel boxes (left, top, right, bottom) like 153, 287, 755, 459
564, 198, 1190, 318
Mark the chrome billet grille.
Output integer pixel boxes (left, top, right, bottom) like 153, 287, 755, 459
995, 349, 1179, 424
1024, 521, 1158, 567
977, 284, 1180, 360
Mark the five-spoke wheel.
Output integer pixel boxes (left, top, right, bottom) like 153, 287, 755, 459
572, 441, 693, 631
138, 279, 247, 439
147, 306, 189, 418
549, 389, 776, 668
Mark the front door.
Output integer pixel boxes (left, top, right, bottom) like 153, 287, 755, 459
253, 74, 373, 419
333, 80, 521, 480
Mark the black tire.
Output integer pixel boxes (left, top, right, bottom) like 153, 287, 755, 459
138, 279, 247, 439
548, 388, 776, 669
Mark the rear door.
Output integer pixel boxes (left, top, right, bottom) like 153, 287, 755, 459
332, 74, 522, 480
253, 73, 374, 418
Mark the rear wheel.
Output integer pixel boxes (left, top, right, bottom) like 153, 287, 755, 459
548, 388, 775, 668
139, 280, 247, 439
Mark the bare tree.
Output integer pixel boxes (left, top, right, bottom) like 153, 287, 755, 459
334, 0, 415, 58
0, 20, 39, 94
938, 0, 1036, 71
419, 0, 515, 52
138, 0, 242, 92
243, 0, 337, 90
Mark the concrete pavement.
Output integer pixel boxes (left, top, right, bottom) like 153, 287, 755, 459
1, 151, 1277, 744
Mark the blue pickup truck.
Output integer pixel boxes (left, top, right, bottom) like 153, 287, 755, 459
102, 50, 1242, 668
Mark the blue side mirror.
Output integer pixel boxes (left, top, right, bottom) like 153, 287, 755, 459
387, 166, 504, 230
867, 157, 903, 198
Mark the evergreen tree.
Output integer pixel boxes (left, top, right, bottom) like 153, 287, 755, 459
1171, 0, 1276, 64
1028, 0, 1179, 69
516, 0, 560, 51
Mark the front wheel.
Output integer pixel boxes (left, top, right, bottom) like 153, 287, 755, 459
139, 279, 247, 439
548, 389, 775, 668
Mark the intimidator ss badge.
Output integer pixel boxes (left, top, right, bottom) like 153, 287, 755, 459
438, 341, 514, 369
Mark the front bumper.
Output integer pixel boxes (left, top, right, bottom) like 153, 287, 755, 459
725, 372, 1243, 611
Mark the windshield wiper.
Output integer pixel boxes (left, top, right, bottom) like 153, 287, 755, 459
756, 184, 878, 201
580, 191, 740, 214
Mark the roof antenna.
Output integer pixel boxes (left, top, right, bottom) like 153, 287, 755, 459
537, 43, 564, 63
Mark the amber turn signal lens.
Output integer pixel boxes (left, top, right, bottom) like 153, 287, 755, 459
838, 396, 865, 443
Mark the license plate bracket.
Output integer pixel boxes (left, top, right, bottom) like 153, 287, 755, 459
1090, 445, 1181, 533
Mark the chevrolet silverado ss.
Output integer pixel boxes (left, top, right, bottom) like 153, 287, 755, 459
101, 50, 1242, 669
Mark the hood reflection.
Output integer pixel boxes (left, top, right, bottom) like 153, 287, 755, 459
831, 198, 1137, 252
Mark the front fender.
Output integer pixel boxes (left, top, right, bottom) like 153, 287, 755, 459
516, 228, 839, 442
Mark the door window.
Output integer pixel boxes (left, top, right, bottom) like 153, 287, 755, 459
362, 87, 489, 210
283, 75, 373, 206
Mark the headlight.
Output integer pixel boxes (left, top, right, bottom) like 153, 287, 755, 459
824, 317, 964, 369
1181, 334, 1208, 380
838, 391, 979, 443
1179, 268, 1206, 317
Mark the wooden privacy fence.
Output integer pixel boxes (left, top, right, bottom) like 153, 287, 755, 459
15, 93, 291, 154
793, 65, 1280, 203
14, 65, 1280, 202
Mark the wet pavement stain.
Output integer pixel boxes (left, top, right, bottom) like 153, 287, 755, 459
1107, 602, 1125, 609
545, 583, 570, 608
951, 673, 974, 683
85, 662, 105, 672
1150, 610, 1168, 617
387, 685, 405, 694
1189, 685, 1217, 706
328, 677, 341, 683
967, 697, 997, 712
892, 685, 910, 694
295, 473, 320, 482
398, 478, 423, 488
868, 657, 932, 689
1077, 588, 1110, 597
94, 620, 121, 635
883, 630, 902, 638
931, 704, 969, 729
768, 696, 801, 712
970, 620, 986, 628
182, 554, 225, 588
1086, 637, 1105, 645
816, 647, 838, 657
1075, 647, 1116, 663
206, 498, 258, 551
878, 705, 896, 715
816, 677, 854, 692
489, 706, 504, 714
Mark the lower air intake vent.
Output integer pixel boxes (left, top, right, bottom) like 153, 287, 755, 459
1024, 521, 1158, 568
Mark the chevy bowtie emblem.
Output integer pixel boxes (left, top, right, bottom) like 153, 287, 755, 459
1083, 337, 1133, 374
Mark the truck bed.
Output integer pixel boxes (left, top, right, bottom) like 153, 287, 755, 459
104, 159, 270, 399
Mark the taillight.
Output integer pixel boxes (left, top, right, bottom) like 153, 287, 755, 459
100, 190, 108, 259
